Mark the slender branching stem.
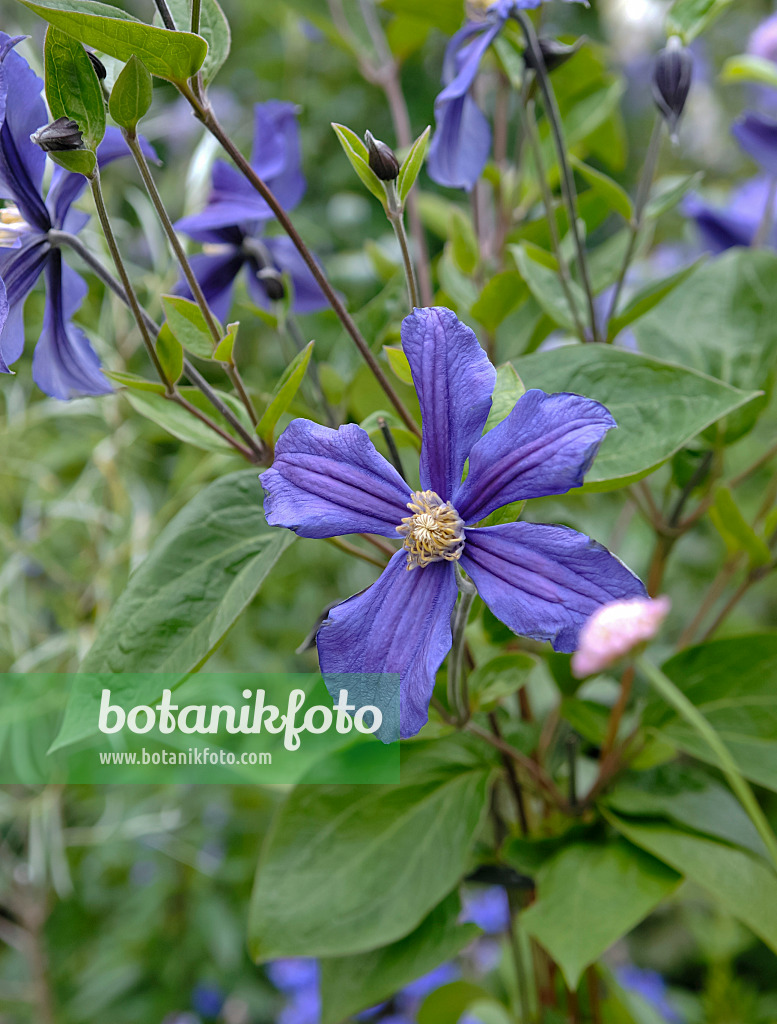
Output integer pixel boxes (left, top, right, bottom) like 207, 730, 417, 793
605, 115, 664, 334
515, 11, 600, 342
489, 712, 530, 835
729, 439, 777, 488
153, 0, 176, 31
177, 83, 422, 438
507, 891, 534, 1024
284, 315, 337, 427
190, 0, 201, 35
386, 181, 420, 308
448, 567, 476, 722
326, 536, 387, 569
377, 416, 406, 480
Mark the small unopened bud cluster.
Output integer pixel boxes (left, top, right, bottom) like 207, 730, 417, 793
30, 116, 85, 153
364, 130, 400, 181
571, 596, 671, 678
652, 36, 693, 136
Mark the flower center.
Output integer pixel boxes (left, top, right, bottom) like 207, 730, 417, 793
0, 205, 31, 247
396, 490, 465, 570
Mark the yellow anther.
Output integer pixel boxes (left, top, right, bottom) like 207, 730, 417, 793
0, 205, 30, 247
396, 490, 465, 570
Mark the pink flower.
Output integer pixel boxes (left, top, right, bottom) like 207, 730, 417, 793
571, 596, 671, 678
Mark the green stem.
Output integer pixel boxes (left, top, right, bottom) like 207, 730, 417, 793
637, 656, 777, 870
447, 566, 476, 722
515, 11, 600, 343
386, 180, 420, 308
177, 83, 422, 439
605, 115, 664, 335
190, 0, 201, 34
153, 0, 176, 30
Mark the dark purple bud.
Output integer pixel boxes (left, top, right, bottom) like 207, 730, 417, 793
524, 36, 584, 74
87, 51, 107, 80
364, 130, 400, 181
257, 268, 285, 302
652, 36, 693, 134
30, 116, 85, 152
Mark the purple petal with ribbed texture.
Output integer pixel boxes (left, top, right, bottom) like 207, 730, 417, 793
0, 233, 49, 368
461, 522, 646, 653
248, 235, 329, 313
174, 249, 244, 324
317, 551, 457, 738
454, 390, 616, 524
176, 200, 259, 244
0, 34, 49, 230
733, 111, 777, 177
402, 306, 495, 498
0, 274, 8, 372
32, 254, 111, 398
261, 419, 412, 539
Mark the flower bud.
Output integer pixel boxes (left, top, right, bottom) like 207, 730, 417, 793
87, 51, 107, 80
524, 37, 584, 75
364, 130, 400, 181
257, 267, 285, 302
30, 116, 85, 153
571, 596, 671, 678
652, 37, 693, 135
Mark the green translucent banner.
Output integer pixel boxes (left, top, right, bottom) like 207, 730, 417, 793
0, 673, 400, 784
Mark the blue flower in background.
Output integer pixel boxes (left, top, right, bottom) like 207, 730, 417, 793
461, 886, 510, 934
267, 959, 321, 1024
191, 983, 224, 1019
260, 306, 646, 737
617, 966, 683, 1022
175, 101, 327, 320
427, 0, 587, 191
732, 110, 777, 176
0, 34, 153, 399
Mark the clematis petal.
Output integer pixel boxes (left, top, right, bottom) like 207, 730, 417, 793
682, 192, 757, 252
175, 250, 245, 323
0, 275, 8, 372
453, 390, 615, 524
317, 551, 457, 739
176, 201, 260, 244
261, 419, 412, 539
0, 34, 49, 230
248, 235, 329, 313
32, 253, 111, 398
250, 100, 306, 210
0, 234, 49, 368
732, 111, 777, 177
401, 306, 495, 499
461, 522, 646, 653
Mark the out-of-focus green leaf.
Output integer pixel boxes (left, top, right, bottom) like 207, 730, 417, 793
105, 370, 166, 394
513, 346, 759, 490
721, 54, 777, 89
709, 486, 772, 567
155, 322, 183, 385
645, 172, 704, 219
608, 258, 706, 339
570, 156, 633, 221
521, 840, 681, 988
124, 390, 234, 451
484, 363, 524, 434
384, 344, 414, 385
667, 0, 734, 43
319, 894, 480, 1024
417, 981, 492, 1024
450, 207, 478, 275
511, 243, 586, 333
109, 54, 153, 131
398, 125, 430, 203
471, 271, 528, 332
19, 0, 207, 82
468, 654, 536, 712
44, 25, 105, 151
258, 341, 314, 445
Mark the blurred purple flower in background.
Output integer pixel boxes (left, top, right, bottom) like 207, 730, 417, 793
261, 307, 646, 737
427, 0, 588, 190
267, 959, 321, 1024
0, 33, 153, 398
175, 101, 327, 319
617, 966, 683, 1022
749, 10, 777, 64
461, 886, 510, 934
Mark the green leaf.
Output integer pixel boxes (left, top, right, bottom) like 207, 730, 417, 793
52, 472, 294, 749
570, 156, 633, 221
450, 208, 479, 275
607, 816, 777, 955
257, 340, 314, 445
645, 172, 704, 220
398, 125, 431, 204
417, 981, 492, 1024
521, 840, 681, 989
162, 0, 231, 85
319, 894, 480, 1024
124, 390, 234, 451
248, 762, 491, 959
331, 122, 386, 206
721, 54, 777, 89
155, 322, 183, 385
44, 25, 105, 151
214, 321, 239, 363
161, 294, 219, 360
650, 636, 777, 794
709, 486, 772, 568
19, 0, 207, 82
608, 257, 706, 339
484, 363, 525, 434
560, 698, 610, 747
633, 249, 777, 396
471, 271, 528, 332
511, 244, 586, 333
512, 346, 759, 490
360, 410, 421, 452
108, 54, 153, 131
468, 653, 536, 712
384, 344, 414, 385
667, 0, 734, 42
105, 369, 166, 393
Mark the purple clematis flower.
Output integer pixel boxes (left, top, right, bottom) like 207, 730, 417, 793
0, 34, 151, 398
732, 110, 777, 176
260, 307, 646, 738
683, 176, 777, 252
427, 0, 587, 191
175, 101, 327, 320
617, 966, 682, 1022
